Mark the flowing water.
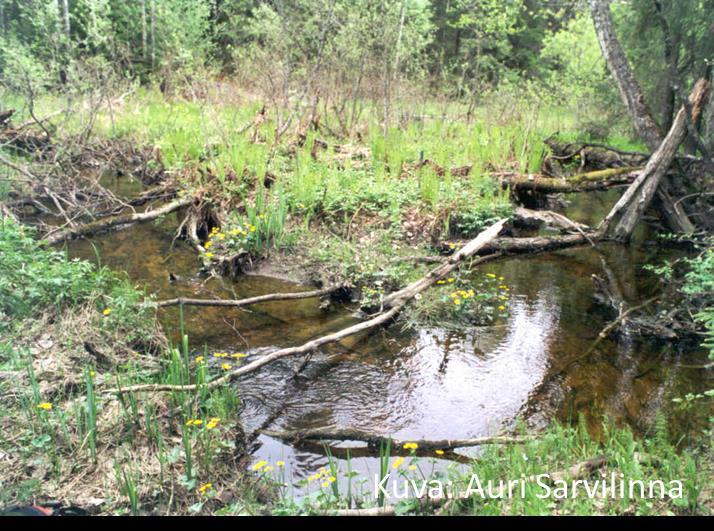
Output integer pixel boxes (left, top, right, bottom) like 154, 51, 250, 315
60, 176, 712, 495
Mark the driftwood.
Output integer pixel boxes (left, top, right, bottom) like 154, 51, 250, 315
100, 220, 507, 394
43, 194, 194, 245
261, 427, 529, 451
600, 78, 711, 241
513, 207, 589, 232
156, 285, 342, 308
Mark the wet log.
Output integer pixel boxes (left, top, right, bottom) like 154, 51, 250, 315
43, 194, 194, 245
261, 427, 529, 450
600, 78, 711, 241
0, 128, 51, 151
156, 285, 343, 308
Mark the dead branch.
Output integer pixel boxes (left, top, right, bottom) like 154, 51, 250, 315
156, 285, 342, 308
43, 194, 194, 245
261, 427, 529, 450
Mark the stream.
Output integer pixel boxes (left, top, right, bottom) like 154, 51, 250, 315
60, 175, 712, 497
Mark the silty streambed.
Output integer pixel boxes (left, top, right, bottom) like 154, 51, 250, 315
60, 177, 712, 496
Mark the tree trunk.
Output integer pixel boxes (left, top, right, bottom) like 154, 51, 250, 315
588, 0, 662, 151
599, 79, 711, 241
61, 0, 70, 39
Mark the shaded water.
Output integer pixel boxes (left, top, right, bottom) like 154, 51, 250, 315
63, 182, 712, 494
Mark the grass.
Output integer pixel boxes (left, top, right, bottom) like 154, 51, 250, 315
261, 417, 710, 516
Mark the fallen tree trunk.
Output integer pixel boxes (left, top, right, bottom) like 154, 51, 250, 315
599, 78, 711, 241
156, 285, 342, 308
261, 427, 529, 451
502, 167, 640, 194
101, 219, 507, 394
43, 194, 194, 245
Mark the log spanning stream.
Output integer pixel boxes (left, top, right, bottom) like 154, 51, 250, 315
61, 175, 711, 493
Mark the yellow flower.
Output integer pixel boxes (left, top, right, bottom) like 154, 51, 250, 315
403, 442, 418, 450
486, 273, 497, 278
195, 356, 204, 364
217, 233, 225, 240
498, 305, 506, 311
213, 352, 228, 358
102, 308, 112, 316
322, 481, 330, 488
206, 418, 220, 429
265, 466, 274, 472
36, 402, 52, 410
435, 449, 445, 455
276, 461, 285, 467
230, 353, 248, 359
436, 280, 445, 285
392, 457, 405, 469
447, 277, 455, 283
499, 285, 508, 290
89, 370, 96, 378
249, 226, 256, 233
221, 363, 232, 371
186, 419, 203, 426
205, 252, 214, 259
252, 460, 268, 471
409, 465, 417, 471
204, 240, 213, 249
448, 243, 456, 249
453, 299, 461, 305
499, 276, 505, 281
328, 476, 336, 483
198, 482, 213, 495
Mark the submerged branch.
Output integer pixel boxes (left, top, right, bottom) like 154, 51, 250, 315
156, 285, 343, 308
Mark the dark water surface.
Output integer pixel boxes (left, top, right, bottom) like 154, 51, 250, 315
62, 181, 712, 493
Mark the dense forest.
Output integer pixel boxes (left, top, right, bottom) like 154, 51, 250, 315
0, 0, 712, 517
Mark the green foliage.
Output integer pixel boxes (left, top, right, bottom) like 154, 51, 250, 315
0, 218, 154, 339
682, 247, 714, 358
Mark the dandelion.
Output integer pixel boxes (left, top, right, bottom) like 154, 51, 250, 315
198, 482, 213, 495
206, 418, 220, 429
486, 273, 497, 279
403, 442, 418, 450
205, 252, 214, 259
186, 419, 203, 426
435, 449, 445, 456
322, 481, 330, 488
102, 308, 112, 316
409, 465, 417, 471
328, 476, 336, 483
213, 352, 228, 358
436, 280, 446, 285
392, 456, 404, 469
276, 461, 285, 467
230, 353, 248, 359
447, 277, 455, 283
36, 402, 52, 410
204, 240, 213, 249
499, 285, 508, 290
498, 305, 506, 311
195, 356, 204, 364
453, 299, 461, 305
448, 243, 456, 249
252, 460, 268, 471
221, 363, 232, 371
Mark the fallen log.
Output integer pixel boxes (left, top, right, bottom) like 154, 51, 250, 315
100, 219, 507, 394
156, 285, 343, 308
502, 167, 640, 194
600, 78, 711, 241
261, 427, 529, 451
513, 207, 589, 232
43, 194, 194, 245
